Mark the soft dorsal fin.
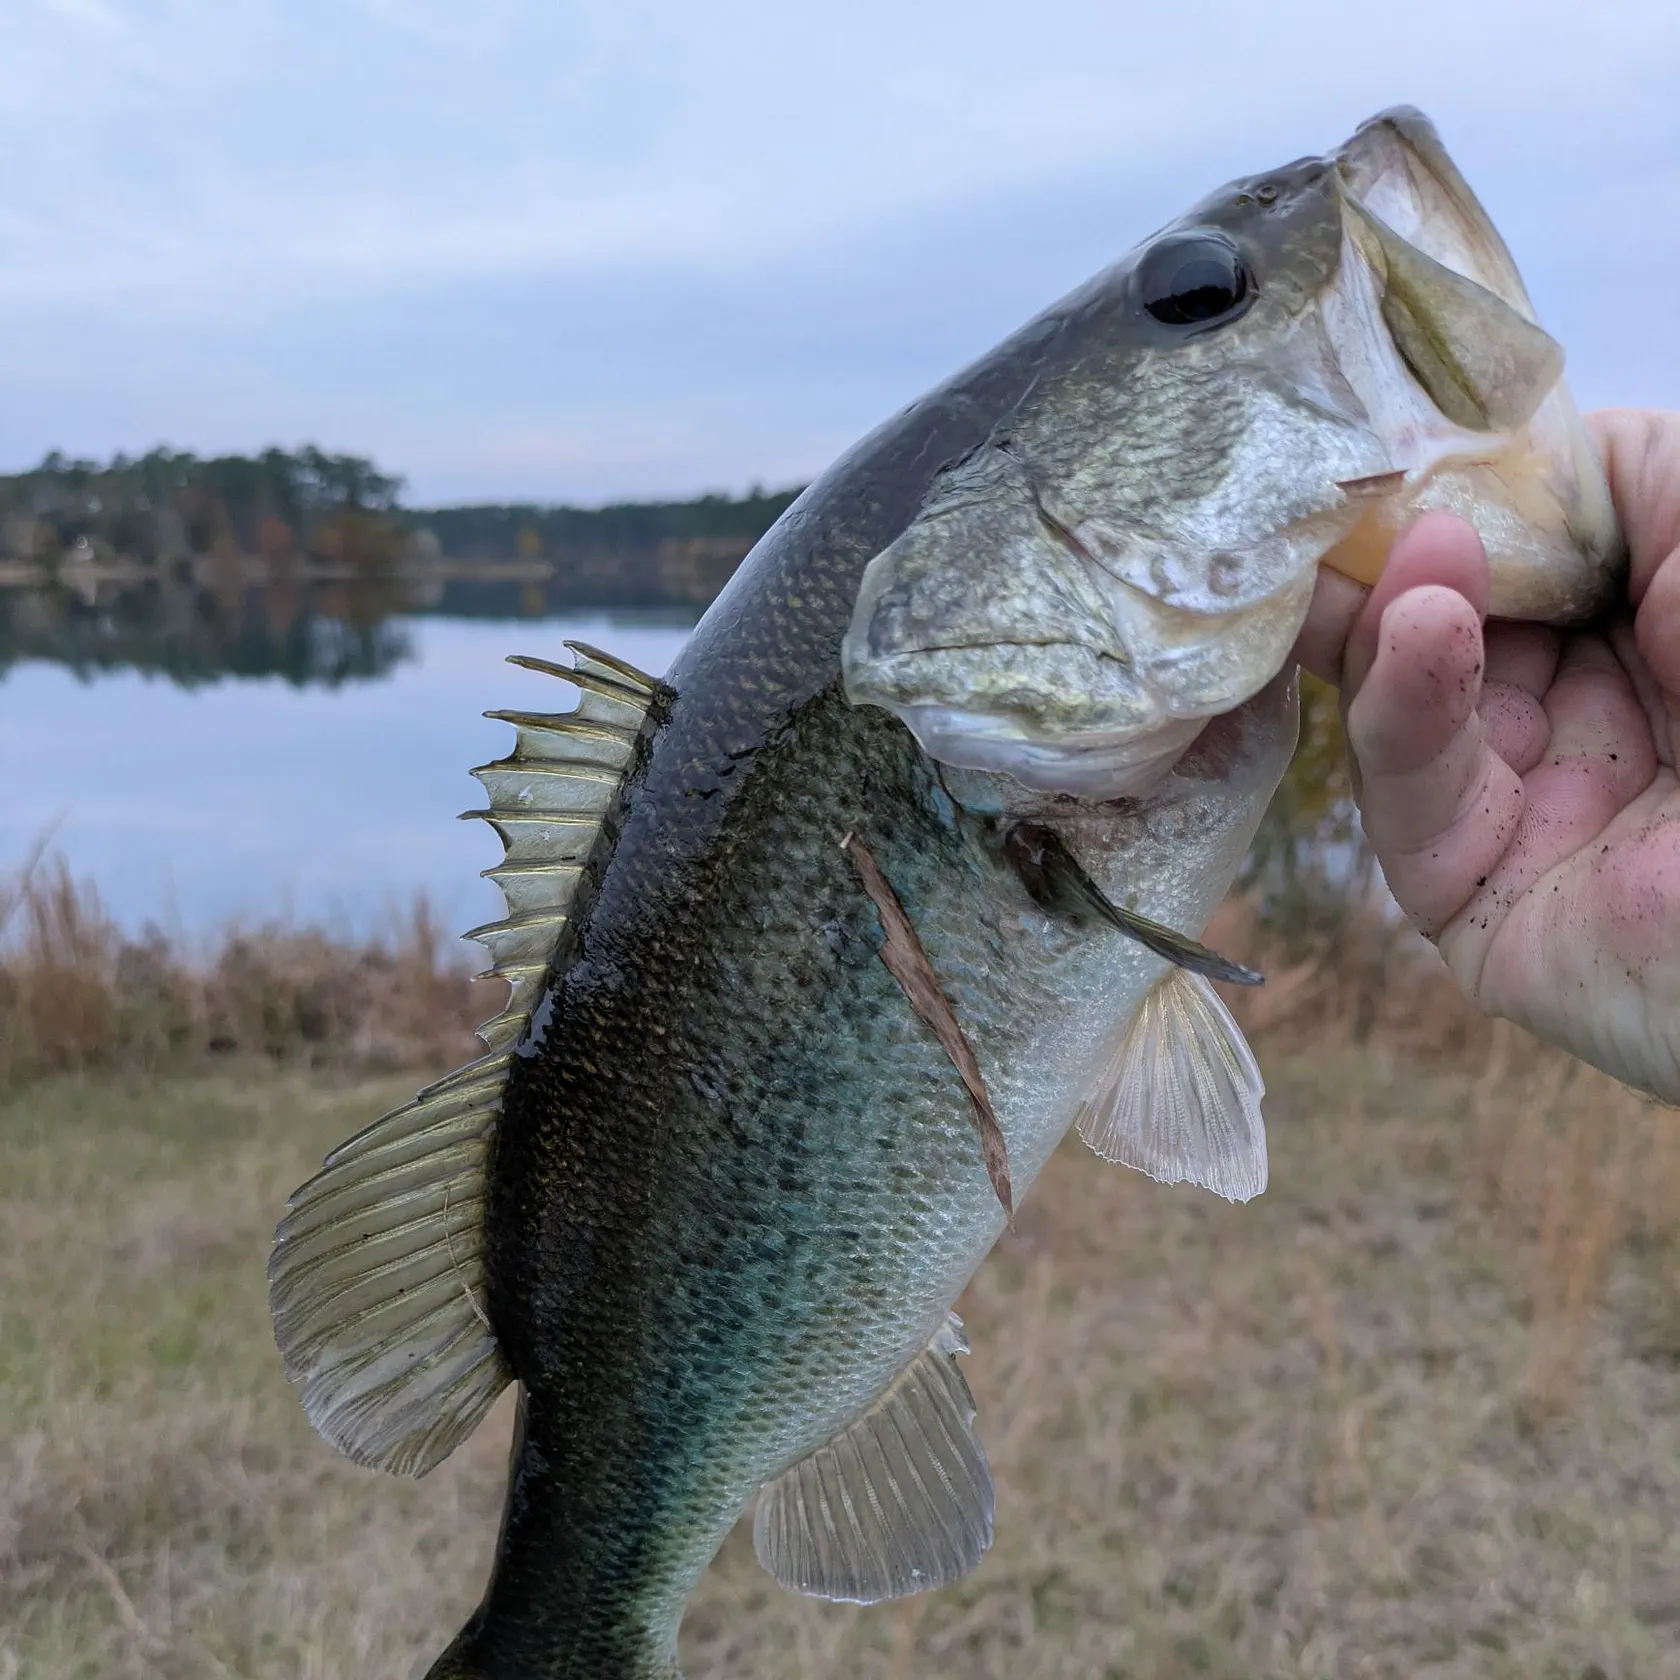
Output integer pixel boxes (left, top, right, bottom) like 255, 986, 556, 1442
753, 1315, 994, 1603
268, 642, 663, 1476
1077, 967, 1267, 1203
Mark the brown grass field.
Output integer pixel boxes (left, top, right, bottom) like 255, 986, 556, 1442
2, 873, 1679, 1679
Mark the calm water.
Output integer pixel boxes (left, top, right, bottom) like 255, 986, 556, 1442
0, 611, 694, 938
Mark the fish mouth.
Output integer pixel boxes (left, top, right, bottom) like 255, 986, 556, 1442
1317, 107, 1623, 617
1334, 107, 1532, 313
884, 697, 1211, 801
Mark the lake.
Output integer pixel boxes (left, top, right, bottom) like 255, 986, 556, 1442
0, 593, 695, 940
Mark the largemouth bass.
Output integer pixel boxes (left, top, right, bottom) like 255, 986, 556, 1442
269, 108, 1623, 1679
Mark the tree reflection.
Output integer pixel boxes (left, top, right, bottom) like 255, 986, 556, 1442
0, 575, 415, 688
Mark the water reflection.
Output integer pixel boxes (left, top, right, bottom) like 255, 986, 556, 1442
1, 448, 789, 687
0, 571, 417, 688
1, 516, 767, 690
0, 554, 707, 688
0, 612, 696, 934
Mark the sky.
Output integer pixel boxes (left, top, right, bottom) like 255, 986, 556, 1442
2, 0, 1677, 505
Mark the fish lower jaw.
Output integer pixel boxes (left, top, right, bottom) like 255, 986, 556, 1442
885, 702, 1210, 801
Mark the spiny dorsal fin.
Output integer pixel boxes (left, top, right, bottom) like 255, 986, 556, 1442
463, 641, 663, 1049
269, 642, 663, 1476
1076, 967, 1268, 1204
753, 1314, 995, 1602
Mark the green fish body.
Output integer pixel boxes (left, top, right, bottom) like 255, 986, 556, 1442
426, 485, 1294, 1680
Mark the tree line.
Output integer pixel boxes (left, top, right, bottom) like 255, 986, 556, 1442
0, 446, 803, 608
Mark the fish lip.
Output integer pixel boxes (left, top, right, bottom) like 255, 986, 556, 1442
875, 665, 1299, 804
844, 636, 1223, 802
1322, 110, 1625, 620
844, 569, 1314, 799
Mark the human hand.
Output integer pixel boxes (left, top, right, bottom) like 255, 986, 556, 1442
1293, 410, 1680, 1102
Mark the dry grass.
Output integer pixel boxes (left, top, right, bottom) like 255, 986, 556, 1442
3, 906, 1679, 1679
0, 852, 488, 1085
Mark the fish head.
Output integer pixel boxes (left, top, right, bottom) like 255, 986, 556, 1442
842, 107, 1623, 801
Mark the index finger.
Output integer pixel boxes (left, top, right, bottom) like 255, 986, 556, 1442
1342, 513, 1490, 699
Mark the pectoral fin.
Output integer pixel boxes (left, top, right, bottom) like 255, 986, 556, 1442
1077, 968, 1267, 1203
1005, 821, 1263, 987
753, 1314, 994, 1603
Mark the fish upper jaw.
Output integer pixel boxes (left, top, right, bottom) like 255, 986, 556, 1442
1335, 106, 1534, 316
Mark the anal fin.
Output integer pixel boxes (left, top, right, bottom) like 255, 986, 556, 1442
1077, 968, 1268, 1203
753, 1315, 994, 1603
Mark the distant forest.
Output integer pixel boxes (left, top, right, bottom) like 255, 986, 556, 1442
0, 446, 804, 609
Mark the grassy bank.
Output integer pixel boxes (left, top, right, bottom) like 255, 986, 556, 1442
4, 1049, 1678, 1679
2, 873, 1679, 1677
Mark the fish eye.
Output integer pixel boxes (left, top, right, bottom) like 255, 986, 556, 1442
1139, 235, 1253, 328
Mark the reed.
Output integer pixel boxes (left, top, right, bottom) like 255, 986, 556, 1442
0, 852, 488, 1085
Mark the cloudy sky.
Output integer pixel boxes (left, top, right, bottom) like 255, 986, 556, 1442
2, 0, 1676, 504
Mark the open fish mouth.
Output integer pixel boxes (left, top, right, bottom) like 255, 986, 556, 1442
1314, 108, 1621, 613
840, 106, 1625, 803
1335, 106, 1540, 327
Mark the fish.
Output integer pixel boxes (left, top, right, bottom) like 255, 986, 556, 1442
268, 107, 1624, 1679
